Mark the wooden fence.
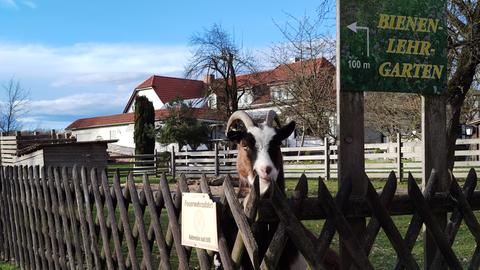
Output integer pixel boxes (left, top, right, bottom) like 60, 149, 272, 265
107, 150, 170, 177
1, 165, 480, 269
172, 138, 480, 180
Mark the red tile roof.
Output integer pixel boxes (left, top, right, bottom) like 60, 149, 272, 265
66, 108, 222, 130
68, 58, 334, 130
232, 58, 334, 106
123, 75, 206, 113
236, 58, 334, 88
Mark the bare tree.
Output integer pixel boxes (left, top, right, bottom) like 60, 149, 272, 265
269, 5, 337, 140
459, 89, 480, 124
0, 78, 29, 133
445, 1, 480, 169
185, 24, 257, 118
365, 92, 422, 141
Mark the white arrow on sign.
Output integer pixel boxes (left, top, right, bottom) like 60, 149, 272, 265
347, 22, 370, 57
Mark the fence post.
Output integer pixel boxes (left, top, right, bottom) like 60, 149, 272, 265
422, 95, 448, 269
15, 130, 21, 141
324, 137, 330, 181
397, 133, 403, 182
214, 142, 219, 177
15, 131, 20, 159
153, 149, 158, 176
0, 132, 3, 167
170, 146, 176, 180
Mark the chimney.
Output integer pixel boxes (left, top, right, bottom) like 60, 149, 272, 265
203, 74, 215, 84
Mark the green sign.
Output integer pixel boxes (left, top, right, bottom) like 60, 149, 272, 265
339, 0, 447, 95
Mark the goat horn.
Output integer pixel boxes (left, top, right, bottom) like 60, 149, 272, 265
225, 111, 255, 135
265, 110, 280, 127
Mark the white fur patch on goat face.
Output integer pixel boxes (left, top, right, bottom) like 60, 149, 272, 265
246, 125, 279, 193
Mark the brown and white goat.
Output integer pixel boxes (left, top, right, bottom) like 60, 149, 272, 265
224, 110, 340, 270
224, 111, 304, 269
225, 110, 295, 196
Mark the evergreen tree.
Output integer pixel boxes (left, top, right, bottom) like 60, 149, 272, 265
134, 96, 155, 155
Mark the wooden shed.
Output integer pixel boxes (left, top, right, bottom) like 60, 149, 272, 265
14, 140, 116, 170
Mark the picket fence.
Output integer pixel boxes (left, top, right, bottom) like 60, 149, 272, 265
1, 165, 480, 269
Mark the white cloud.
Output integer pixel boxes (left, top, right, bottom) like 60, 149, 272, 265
0, 0, 36, 9
0, 42, 190, 86
29, 92, 129, 116
0, 41, 191, 129
18, 116, 71, 131
18, 92, 132, 130
50, 72, 146, 88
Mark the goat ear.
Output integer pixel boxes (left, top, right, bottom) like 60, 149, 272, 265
227, 130, 246, 144
276, 121, 296, 141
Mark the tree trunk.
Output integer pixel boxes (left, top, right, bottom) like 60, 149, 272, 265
446, 46, 479, 170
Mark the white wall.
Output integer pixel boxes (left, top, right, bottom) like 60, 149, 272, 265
73, 123, 177, 153
72, 118, 222, 153
73, 124, 135, 148
127, 88, 164, 112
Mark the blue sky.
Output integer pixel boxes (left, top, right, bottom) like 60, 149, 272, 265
0, 0, 335, 130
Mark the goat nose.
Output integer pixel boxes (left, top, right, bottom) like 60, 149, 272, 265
265, 166, 272, 175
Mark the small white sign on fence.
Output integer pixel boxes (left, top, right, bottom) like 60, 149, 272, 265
181, 193, 218, 251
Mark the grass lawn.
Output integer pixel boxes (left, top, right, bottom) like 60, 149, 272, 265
0, 262, 17, 270
285, 177, 475, 269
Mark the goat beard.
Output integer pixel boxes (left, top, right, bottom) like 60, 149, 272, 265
259, 178, 272, 195
247, 173, 274, 197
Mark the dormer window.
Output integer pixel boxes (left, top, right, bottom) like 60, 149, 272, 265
207, 94, 217, 109
238, 89, 253, 108
271, 86, 293, 101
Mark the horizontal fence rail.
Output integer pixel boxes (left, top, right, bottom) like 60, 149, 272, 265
107, 150, 170, 177
0, 165, 480, 269
171, 138, 480, 180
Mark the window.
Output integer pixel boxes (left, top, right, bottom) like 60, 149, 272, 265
271, 86, 293, 101
207, 94, 217, 109
110, 130, 120, 140
238, 90, 253, 108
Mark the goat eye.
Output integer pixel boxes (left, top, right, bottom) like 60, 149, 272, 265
243, 145, 250, 151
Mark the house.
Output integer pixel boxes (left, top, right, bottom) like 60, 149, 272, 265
205, 57, 382, 144
207, 57, 335, 115
66, 76, 222, 154
207, 58, 338, 145
67, 57, 383, 152
123, 75, 207, 112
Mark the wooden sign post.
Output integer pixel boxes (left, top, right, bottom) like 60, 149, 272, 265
337, 2, 368, 269
338, 0, 448, 269
422, 95, 448, 268
337, 91, 367, 269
